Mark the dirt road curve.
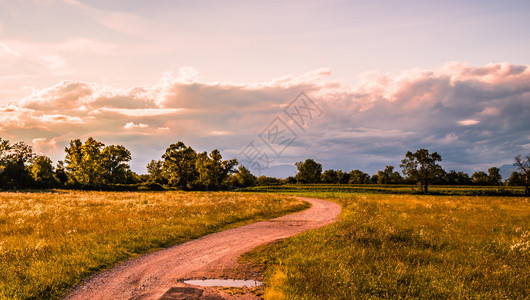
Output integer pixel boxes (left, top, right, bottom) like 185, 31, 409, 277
63, 197, 341, 300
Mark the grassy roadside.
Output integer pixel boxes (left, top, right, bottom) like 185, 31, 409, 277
0, 190, 309, 299
242, 189, 530, 299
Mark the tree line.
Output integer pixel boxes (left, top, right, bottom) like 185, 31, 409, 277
1, 137, 529, 194
292, 149, 529, 194
0, 137, 239, 190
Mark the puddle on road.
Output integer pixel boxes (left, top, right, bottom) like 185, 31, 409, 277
183, 279, 263, 288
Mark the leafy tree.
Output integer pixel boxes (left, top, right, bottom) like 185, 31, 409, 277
28, 155, 57, 188
294, 159, 322, 183
136, 174, 150, 183
376, 166, 392, 184
400, 149, 444, 194
231, 166, 257, 187
54, 161, 68, 185
376, 166, 402, 184
514, 153, 530, 195
283, 176, 297, 184
195, 149, 238, 189
101, 145, 132, 184
472, 171, 490, 185
444, 170, 472, 185
321, 169, 339, 184
487, 167, 502, 186
65, 137, 105, 187
348, 169, 369, 184
64, 137, 133, 187
336, 170, 350, 184
507, 171, 525, 186
370, 174, 379, 184
0, 138, 35, 189
146, 160, 166, 184
257, 175, 282, 185
389, 170, 404, 184
162, 141, 198, 189
208, 150, 237, 189
0, 139, 35, 165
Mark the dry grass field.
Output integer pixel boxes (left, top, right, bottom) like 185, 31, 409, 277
243, 189, 530, 299
0, 190, 308, 299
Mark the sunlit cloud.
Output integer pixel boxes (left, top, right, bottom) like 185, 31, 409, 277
124, 122, 149, 129
458, 120, 480, 126
209, 131, 231, 136
32, 137, 60, 156
1, 62, 529, 175
98, 108, 184, 117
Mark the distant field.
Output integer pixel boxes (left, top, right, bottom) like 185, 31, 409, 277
243, 186, 530, 299
245, 184, 526, 196
0, 191, 308, 299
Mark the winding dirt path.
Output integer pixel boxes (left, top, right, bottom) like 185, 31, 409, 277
63, 197, 341, 300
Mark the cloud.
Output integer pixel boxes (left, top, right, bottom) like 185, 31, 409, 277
0, 43, 22, 58
63, 0, 161, 38
32, 137, 60, 156
1, 62, 529, 176
99, 108, 184, 117
124, 122, 149, 129
0, 37, 115, 76
458, 119, 480, 126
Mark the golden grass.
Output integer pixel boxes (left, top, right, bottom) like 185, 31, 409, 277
0, 190, 308, 299
244, 192, 530, 299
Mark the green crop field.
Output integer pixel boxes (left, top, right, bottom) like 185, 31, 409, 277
0, 190, 308, 299
245, 184, 526, 197
242, 186, 530, 299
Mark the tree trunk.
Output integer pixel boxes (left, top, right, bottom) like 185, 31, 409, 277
424, 183, 429, 194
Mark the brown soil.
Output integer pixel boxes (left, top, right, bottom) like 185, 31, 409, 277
62, 197, 341, 300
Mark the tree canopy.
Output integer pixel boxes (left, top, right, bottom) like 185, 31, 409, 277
400, 149, 444, 194
0, 138, 35, 189
514, 153, 530, 195
162, 141, 198, 189
64, 137, 134, 187
295, 159, 322, 183
0, 136, 523, 192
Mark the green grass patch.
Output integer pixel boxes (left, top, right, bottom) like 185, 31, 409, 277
243, 189, 530, 299
0, 190, 309, 299
244, 184, 526, 197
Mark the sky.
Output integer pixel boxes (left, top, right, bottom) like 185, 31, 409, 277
1, 0, 529, 177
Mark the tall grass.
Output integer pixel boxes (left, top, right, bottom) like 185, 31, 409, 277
244, 191, 530, 299
0, 190, 308, 299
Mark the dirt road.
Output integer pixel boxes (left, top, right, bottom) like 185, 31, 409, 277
63, 197, 341, 300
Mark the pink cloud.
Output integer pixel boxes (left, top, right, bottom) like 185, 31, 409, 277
0, 62, 528, 174
124, 122, 149, 129
458, 119, 480, 126
32, 137, 60, 156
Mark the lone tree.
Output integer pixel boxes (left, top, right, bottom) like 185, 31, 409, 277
295, 159, 322, 183
400, 149, 444, 194
514, 153, 530, 195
